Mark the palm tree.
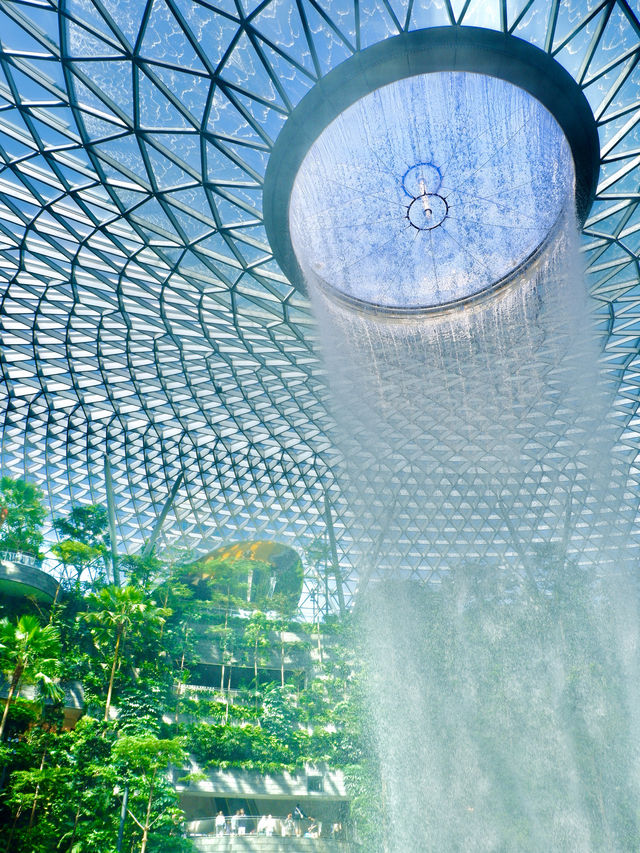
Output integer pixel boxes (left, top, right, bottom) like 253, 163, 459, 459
0, 614, 62, 739
82, 586, 169, 720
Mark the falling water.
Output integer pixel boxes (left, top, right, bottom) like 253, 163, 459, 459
306, 214, 640, 851
289, 69, 640, 851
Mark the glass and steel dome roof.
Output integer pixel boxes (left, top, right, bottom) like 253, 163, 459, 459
0, 0, 639, 605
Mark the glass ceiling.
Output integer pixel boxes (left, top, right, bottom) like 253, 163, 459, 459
0, 0, 639, 608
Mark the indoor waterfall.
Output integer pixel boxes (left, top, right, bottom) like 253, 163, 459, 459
278, 65, 640, 852
307, 210, 640, 851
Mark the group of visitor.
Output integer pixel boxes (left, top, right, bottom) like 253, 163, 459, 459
212, 805, 342, 838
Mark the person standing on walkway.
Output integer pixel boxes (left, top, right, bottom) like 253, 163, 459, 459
215, 811, 226, 836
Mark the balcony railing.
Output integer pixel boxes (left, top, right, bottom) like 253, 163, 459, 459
187, 814, 351, 841
0, 550, 43, 569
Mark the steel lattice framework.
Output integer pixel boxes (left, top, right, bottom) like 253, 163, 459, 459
0, 0, 639, 609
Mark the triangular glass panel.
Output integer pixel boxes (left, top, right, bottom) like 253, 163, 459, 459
65, 0, 124, 41
206, 87, 265, 146
302, 0, 355, 73
600, 162, 640, 196
166, 186, 215, 221
599, 66, 640, 122
552, 0, 602, 50
138, 0, 206, 72
205, 141, 257, 185
620, 230, 640, 257
145, 63, 210, 125
172, 0, 240, 41
69, 74, 125, 125
142, 141, 195, 191
214, 195, 260, 227
219, 184, 263, 213
585, 199, 633, 234
185, 251, 243, 286
214, 140, 269, 181
6, 66, 60, 105
584, 4, 639, 82
75, 60, 134, 122
92, 0, 145, 47
230, 90, 287, 144
582, 58, 635, 118
170, 206, 214, 242
0, 9, 52, 53
94, 135, 149, 184
409, 0, 454, 31
138, 70, 191, 130
27, 115, 76, 150
460, 0, 502, 30
553, 16, 602, 80
599, 112, 639, 151
605, 122, 640, 162
65, 18, 123, 58
77, 108, 126, 142
26, 57, 68, 97
256, 41, 317, 108
189, 230, 241, 265
18, 175, 63, 205
219, 32, 285, 109
55, 155, 99, 189
252, 0, 316, 73
358, 0, 402, 50
512, 0, 552, 47
149, 132, 202, 176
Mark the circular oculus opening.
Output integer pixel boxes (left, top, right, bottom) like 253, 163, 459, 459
289, 71, 574, 312
263, 28, 600, 316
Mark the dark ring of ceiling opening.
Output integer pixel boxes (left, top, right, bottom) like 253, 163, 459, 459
263, 26, 601, 311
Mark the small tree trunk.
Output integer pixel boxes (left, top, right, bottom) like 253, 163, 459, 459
0, 665, 23, 740
246, 569, 254, 604
28, 749, 47, 830
176, 645, 187, 727
69, 804, 81, 851
51, 582, 62, 613
139, 769, 156, 853
221, 611, 228, 691
280, 631, 285, 688
158, 588, 170, 642
254, 638, 259, 708
7, 804, 22, 851
104, 626, 123, 721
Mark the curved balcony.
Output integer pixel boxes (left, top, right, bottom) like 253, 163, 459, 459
0, 552, 58, 602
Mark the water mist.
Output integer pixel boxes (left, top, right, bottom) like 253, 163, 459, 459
264, 54, 635, 851
308, 211, 640, 851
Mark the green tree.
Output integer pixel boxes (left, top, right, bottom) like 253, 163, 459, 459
243, 611, 269, 694
52, 503, 109, 549
52, 503, 110, 582
112, 735, 186, 853
0, 615, 62, 740
0, 477, 46, 558
81, 586, 170, 721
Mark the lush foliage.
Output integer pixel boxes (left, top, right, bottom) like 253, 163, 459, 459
0, 476, 374, 851
52, 504, 109, 582
0, 615, 63, 739
0, 477, 46, 558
